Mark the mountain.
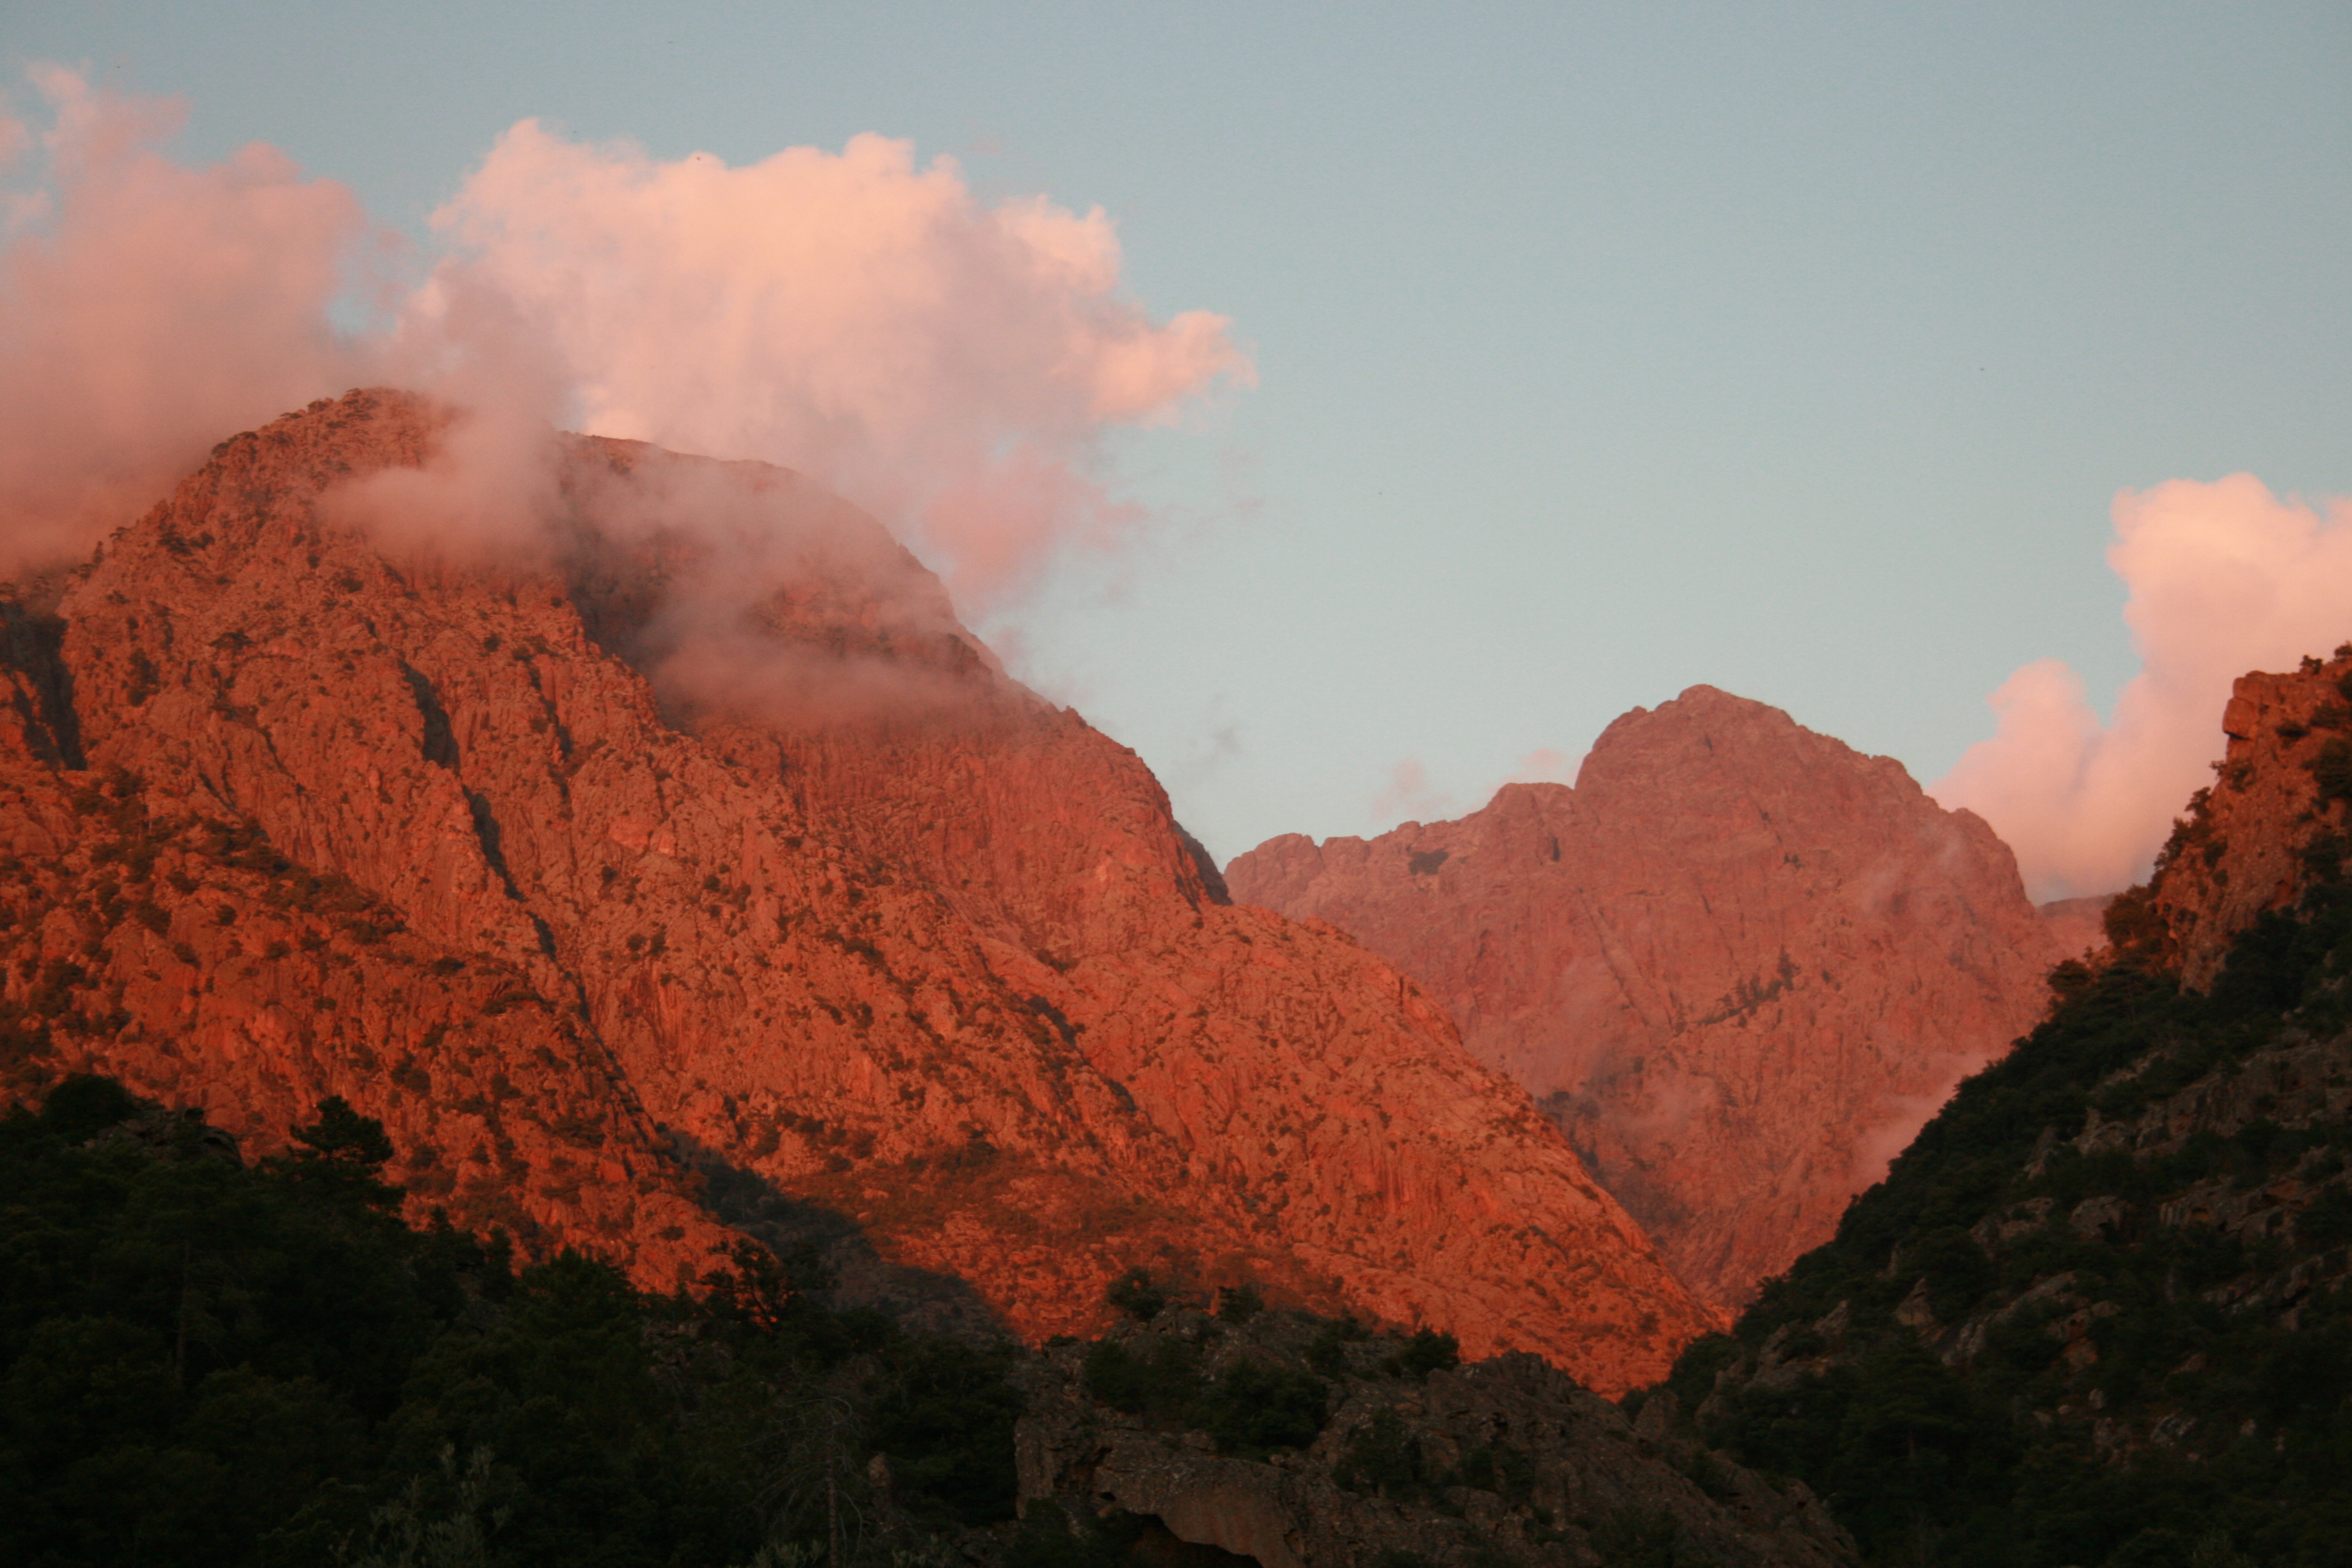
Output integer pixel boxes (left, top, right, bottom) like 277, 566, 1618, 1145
0, 388, 1712, 1392
1645, 651, 2352, 1566
1226, 686, 2063, 1308
2040, 894, 2115, 963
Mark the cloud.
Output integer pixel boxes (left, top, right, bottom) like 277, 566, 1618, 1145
1362, 748, 1577, 837
1934, 475, 2352, 900
1373, 758, 1457, 826
0, 68, 375, 573
0, 73, 1248, 629
584, 446, 1005, 730
419, 122, 1252, 607
1504, 746, 1579, 786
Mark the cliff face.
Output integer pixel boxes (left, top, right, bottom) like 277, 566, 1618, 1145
2135, 652, 2352, 990
1226, 687, 2061, 1308
0, 389, 1713, 1391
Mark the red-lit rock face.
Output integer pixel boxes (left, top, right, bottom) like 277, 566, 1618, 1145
0, 390, 1713, 1393
1227, 687, 2062, 1309
2143, 655, 2352, 990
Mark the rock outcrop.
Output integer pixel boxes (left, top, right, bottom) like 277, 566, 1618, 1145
2135, 650, 2352, 989
0, 389, 1714, 1391
1226, 687, 2062, 1308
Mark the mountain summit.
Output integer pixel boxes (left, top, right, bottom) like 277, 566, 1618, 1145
0, 390, 1712, 1391
1226, 686, 2064, 1307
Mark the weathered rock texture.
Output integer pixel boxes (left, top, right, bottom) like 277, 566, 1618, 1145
0, 389, 1714, 1391
1014, 1306, 1857, 1567
1226, 687, 2062, 1309
2139, 651, 2352, 990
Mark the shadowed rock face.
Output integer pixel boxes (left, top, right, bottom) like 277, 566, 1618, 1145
1227, 687, 2062, 1309
0, 389, 1714, 1391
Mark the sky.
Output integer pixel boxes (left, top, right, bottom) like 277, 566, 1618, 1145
5, 2, 2350, 896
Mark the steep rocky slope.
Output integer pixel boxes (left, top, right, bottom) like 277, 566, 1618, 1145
1227, 688, 2061, 1308
1647, 650, 2352, 1566
0, 389, 1712, 1390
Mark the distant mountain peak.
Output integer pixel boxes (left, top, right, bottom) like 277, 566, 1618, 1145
1229, 685, 2062, 1308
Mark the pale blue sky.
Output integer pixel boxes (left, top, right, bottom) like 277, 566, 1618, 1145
10, 2, 2349, 861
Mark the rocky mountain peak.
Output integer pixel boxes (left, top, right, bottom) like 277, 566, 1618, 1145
1227, 685, 2063, 1308
0, 389, 1714, 1392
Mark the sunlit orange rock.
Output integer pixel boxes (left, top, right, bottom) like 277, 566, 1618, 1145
2138, 650, 2352, 990
0, 390, 1712, 1392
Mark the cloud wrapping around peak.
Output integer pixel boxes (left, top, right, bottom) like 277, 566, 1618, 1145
423, 121, 1251, 606
0, 73, 1249, 610
1934, 475, 2352, 901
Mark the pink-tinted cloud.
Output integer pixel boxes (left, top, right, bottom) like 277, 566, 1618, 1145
1373, 758, 1457, 826
419, 122, 1252, 606
1504, 746, 1579, 786
1935, 475, 2352, 900
0, 76, 1247, 620
0, 69, 374, 572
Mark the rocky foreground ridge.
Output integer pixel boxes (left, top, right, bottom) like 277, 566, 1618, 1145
0, 389, 1713, 1390
1227, 687, 2062, 1308
1011, 1295, 1855, 1567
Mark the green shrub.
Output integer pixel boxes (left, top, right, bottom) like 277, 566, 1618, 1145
1213, 1282, 1264, 1323
0, 1076, 1022, 1566
1335, 1406, 1423, 1498
1392, 1327, 1459, 1378
1305, 1313, 1365, 1376
2300, 1187, 2352, 1249
1199, 1359, 1327, 1457
1105, 1266, 1166, 1322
